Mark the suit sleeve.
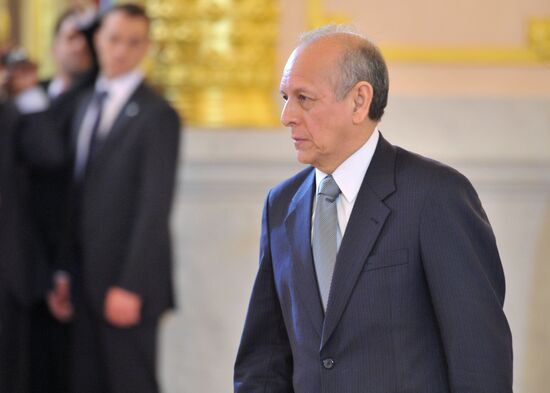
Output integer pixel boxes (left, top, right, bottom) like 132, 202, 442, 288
234, 193, 294, 393
117, 104, 181, 308
419, 169, 513, 392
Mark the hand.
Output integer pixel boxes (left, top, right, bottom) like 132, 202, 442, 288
104, 286, 142, 328
47, 272, 73, 322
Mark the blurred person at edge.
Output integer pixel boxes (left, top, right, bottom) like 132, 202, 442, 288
45, 8, 96, 98
46, 4, 181, 393
0, 9, 97, 392
0, 48, 31, 393
12, 9, 98, 393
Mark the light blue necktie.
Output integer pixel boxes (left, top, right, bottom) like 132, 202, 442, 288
312, 175, 341, 311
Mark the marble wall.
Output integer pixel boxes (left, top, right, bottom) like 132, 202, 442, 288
158, 96, 550, 393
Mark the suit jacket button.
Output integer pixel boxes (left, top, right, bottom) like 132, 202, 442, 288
322, 358, 335, 369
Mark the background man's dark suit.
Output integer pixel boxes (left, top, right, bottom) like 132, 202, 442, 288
63, 81, 180, 393
22, 74, 96, 393
1, 58, 93, 393
0, 101, 28, 309
67, 82, 178, 318
235, 135, 513, 392
0, 101, 31, 393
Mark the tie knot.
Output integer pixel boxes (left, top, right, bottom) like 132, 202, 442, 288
93, 89, 108, 105
318, 175, 340, 201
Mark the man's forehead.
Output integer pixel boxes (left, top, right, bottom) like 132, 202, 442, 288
100, 12, 150, 39
280, 43, 339, 89
101, 11, 128, 29
104, 10, 148, 26
280, 63, 308, 92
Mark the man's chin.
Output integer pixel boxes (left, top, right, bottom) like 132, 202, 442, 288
102, 66, 128, 79
295, 152, 314, 166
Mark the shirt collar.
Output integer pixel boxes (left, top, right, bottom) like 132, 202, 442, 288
95, 69, 143, 95
315, 129, 380, 204
47, 77, 67, 99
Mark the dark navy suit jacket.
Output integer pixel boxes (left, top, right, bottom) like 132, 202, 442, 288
235, 134, 513, 393
58, 82, 180, 321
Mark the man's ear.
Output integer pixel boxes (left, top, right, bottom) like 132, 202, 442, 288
351, 81, 373, 124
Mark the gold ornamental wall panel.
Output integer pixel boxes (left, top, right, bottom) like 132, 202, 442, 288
146, 0, 280, 127
0, 0, 9, 43
6, 0, 550, 126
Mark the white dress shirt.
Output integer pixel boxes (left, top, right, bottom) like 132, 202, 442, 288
74, 69, 143, 178
92, 70, 143, 139
13, 86, 49, 114
313, 129, 380, 248
15, 76, 68, 114
47, 76, 67, 99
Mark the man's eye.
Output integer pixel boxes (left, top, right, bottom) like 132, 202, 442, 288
298, 94, 308, 101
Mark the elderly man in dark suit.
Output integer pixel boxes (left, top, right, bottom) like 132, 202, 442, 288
234, 25, 513, 393
47, 4, 180, 393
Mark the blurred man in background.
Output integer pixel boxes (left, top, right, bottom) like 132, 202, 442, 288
44, 8, 95, 98
23, 9, 96, 393
1, 7, 98, 392
47, 4, 181, 393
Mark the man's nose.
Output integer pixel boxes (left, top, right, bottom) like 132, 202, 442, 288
280, 99, 297, 127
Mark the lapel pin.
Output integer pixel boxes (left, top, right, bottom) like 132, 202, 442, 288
125, 102, 139, 117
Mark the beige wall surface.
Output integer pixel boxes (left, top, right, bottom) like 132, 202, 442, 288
278, 0, 550, 96
324, 0, 550, 45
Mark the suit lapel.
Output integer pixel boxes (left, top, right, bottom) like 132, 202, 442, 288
321, 134, 397, 349
284, 169, 324, 337
92, 83, 146, 162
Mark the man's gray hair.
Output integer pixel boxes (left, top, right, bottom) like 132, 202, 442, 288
299, 25, 389, 121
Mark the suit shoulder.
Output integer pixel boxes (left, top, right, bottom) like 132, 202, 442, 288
138, 83, 181, 127
140, 84, 177, 111
394, 145, 476, 195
